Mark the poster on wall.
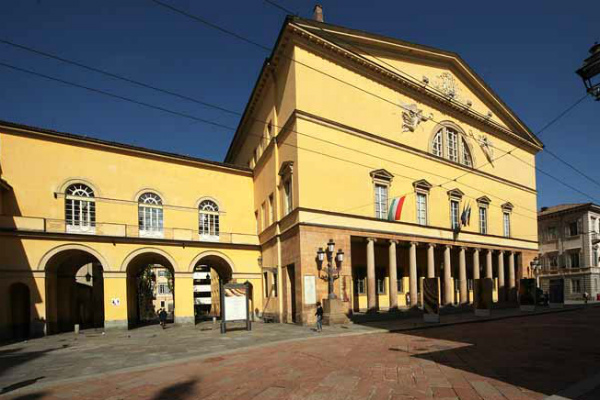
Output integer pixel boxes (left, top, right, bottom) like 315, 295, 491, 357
422, 278, 440, 323
304, 275, 316, 305
220, 281, 251, 333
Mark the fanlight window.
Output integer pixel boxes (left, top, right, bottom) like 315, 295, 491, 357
431, 126, 473, 167
65, 184, 96, 233
138, 192, 164, 237
199, 200, 219, 240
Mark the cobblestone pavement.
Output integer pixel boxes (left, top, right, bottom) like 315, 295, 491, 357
2, 306, 599, 399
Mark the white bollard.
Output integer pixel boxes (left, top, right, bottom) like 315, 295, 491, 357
74, 324, 80, 334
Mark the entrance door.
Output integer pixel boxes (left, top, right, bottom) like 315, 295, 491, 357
10, 283, 30, 339
284, 264, 297, 323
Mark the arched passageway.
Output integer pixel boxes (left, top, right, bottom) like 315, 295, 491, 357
44, 249, 105, 334
125, 252, 175, 328
192, 255, 233, 322
9, 283, 31, 339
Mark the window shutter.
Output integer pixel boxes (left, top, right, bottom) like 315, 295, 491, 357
578, 219, 583, 234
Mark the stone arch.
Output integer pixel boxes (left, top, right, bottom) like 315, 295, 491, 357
132, 188, 166, 203
195, 196, 225, 213
38, 243, 109, 272
120, 247, 178, 273
57, 178, 101, 197
188, 250, 235, 273
428, 121, 477, 166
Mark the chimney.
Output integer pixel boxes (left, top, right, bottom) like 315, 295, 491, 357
541, 207, 548, 212
313, 4, 323, 22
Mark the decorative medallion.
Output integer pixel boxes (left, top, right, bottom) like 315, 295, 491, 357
400, 102, 431, 132
433, 72, 461, 100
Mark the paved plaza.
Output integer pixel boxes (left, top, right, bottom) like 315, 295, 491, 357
2, 306, 599, 399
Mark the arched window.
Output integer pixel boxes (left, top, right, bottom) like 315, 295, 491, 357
65, 183, 95, 233
199, 200, 219, 240
431, 125, 473, 167
138, 192, 164, 237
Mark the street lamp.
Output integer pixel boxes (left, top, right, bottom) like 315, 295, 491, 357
316, 239, 344, 299
576, 42, 600, 101
530, 257, 541, 286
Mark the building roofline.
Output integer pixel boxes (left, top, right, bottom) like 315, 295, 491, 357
0, 119, 252, 175
538, 203, 600, 219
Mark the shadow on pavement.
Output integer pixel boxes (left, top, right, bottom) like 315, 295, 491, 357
6, 393, 48, 400
151, 379, 199, 400
0, 346, 64, 380
0, 377, 45, 395
397, 307, 600, 397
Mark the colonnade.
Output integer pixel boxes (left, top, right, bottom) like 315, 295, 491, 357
365, 238, 518, 310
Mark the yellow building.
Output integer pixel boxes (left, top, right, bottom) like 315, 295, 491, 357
0, 13, 542, 338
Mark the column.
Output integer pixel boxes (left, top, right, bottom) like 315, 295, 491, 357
473, 248, 480, 280
459, 247, 468, 304
409, 242, 418, 307
443, 245, 453, 305
366, 237, 377, 312
174, 272, 195, 325
508, 251, 516, 301
486, 249, 493, 279
497, 251, 505, 302
388, 240, 398, 310
427, 243, 436, 278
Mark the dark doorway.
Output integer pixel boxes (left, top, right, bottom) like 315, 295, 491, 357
10, 283, 30, 339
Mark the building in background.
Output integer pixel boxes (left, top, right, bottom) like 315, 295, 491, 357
538, 203, 600, 301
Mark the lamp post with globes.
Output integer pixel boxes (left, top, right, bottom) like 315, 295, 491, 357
576, 42, 600, 101
316, 239, 344, 299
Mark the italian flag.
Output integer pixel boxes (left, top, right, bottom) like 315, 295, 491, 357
387, 196, 406, 221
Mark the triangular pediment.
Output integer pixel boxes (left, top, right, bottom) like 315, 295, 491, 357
291, 17, 542, 150
370, 168, 394, 182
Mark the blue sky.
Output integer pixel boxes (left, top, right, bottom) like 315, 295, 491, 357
0, 0, 598, 209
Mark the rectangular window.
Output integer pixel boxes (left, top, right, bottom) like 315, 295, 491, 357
375, 184, 388, 219
572, 279, 581, 293
592, 217, 597, 233
549, 255, 558, 268
158, 284, 169, 295
479, 206, 488, 234
255, 210, 259, 234
284, 179, 292, 216
570, 252, 580, 269
397, 279, 404, 293
569, 221, 579, 236
503, 212, 511, 237
593, 247, 599, 267
158, 270, 166, 277
263, 272, 269, 297
432, 133, 442, 157
416, 193, 427, 225
377, 278, 386, 295
450, 200, 460, 230
446, 129, 458, 162
261, 202, 266, 230
269, 194, 274, 225
547, 226, 557, 241
160, 300, 165, 308
272, 271, 278, 297
356, 278, 366, 295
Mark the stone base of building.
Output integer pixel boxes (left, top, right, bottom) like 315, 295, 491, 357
104, 319, 128, 330
475, 309, 490, 317
174, 316, 195, 325
549, 303, 564, 309
323, 298, 350, 325
423, 313, 439, 323
520, 305, 535, 312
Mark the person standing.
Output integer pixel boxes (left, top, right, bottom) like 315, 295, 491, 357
315, 302, 323, 332
158, 308, 167, 329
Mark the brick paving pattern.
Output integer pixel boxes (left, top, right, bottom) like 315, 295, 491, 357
2, 306, 599, 399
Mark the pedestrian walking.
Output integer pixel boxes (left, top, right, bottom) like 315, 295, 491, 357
315, 302, 323, 332
584, 291, 589, 307
406, 292, 411, 307
158, 308, 167, 329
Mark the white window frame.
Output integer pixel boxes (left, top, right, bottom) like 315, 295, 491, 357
431, 126, 473, 167
374, 183, 388, 220
593, 247, 599, 267
284, 179, 292, 216
268, 194, 274, 225
450, 199, 460, 230
416, 192, 428, 226
65, 184, 96, 234
503, 211, 510, 238
432, 131, 443, 157
446, 128, 458, 162
479, 206, 488, 235
199, 200, 220, 241
138, 192, 164, 238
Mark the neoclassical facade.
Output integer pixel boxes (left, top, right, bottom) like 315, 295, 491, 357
0, 15, 542, 338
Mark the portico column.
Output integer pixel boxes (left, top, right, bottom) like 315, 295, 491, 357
497, 251, 505, 302
473, 248, 480, 280
508, 251, 516, 290
459, 247, 468, 304
443, 245, 453, 305
388, 240, 398, 310
366, 238, 377, 312
427, 243, 435, 278
486, 249, 493, 279
409, 242, 418, 307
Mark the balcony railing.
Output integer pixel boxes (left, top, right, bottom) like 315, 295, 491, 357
0, 215, 258, 245
540, 266, 598, 276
